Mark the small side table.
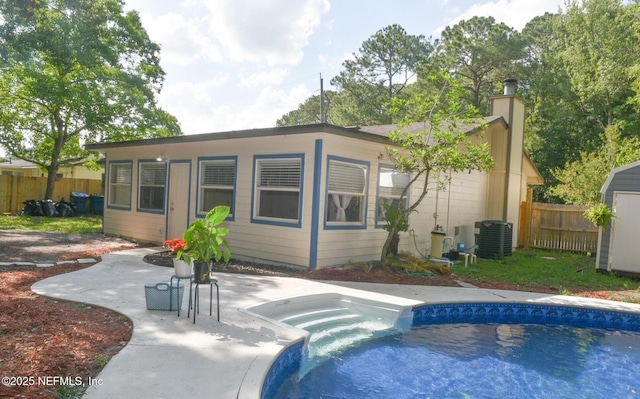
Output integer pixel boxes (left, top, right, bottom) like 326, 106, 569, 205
188, 278, 219, 324
170, 274, 193, 317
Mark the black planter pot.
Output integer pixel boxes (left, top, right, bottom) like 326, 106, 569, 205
193, 261, 211, 283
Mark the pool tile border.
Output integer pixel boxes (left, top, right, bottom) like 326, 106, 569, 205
261, 339, 304, 399
412, 302, 640, 331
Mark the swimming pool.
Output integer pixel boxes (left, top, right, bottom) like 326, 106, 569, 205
260, 302, 640, 399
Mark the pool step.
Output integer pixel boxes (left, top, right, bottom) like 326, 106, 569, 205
279, 307, 397, 363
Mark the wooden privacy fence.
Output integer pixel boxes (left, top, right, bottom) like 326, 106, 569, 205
0, 175, 103, 214
520, 202, 598, 253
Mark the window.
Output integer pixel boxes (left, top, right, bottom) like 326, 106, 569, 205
198, 158, 236, 217
326, 157, 368, 226
138, 162, 166, 212
377, 166, 410, 225
253, 156, 303, 224
108, 162, 132, 208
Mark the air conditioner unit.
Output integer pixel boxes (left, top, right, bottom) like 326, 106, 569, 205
475, 220, 513, 259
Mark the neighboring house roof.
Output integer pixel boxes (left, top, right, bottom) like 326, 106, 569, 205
0, 159, 38, 169
0, 156, 104, 169
355, 115, 505, 139
85, 116, 506, 151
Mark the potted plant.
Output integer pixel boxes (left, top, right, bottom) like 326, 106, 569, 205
162, 238, 191, 277
177, 205, 232, 283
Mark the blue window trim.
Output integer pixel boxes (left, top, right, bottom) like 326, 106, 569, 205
309, 140, 323, 268
106, 159, 133, 211
324, 155, 369, 231
251, 153, 305, 228
375, 163, 410, 228
196, 156, 237, 221
136, 159, 167, 215
165, 160, 192, 239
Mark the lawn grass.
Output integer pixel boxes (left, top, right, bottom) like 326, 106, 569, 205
454, 249, 640, 293
0, 214, 103, 234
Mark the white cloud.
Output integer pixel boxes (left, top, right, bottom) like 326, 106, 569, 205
445, 0, 566, 32
214, 85, 312, 131
140, 12, 222, 66
204, 0, 331, 66
158, 80, 311, 133
238, 68, 290, 88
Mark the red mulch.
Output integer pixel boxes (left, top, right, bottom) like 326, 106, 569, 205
0, 242, 139, 399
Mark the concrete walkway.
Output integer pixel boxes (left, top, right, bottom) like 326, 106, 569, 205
31, 248, 640, 399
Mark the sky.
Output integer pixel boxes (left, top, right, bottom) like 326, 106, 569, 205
124, 0, 566, 135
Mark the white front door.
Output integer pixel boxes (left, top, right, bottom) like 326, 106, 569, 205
167, 162, 190, 239
610, 192, 640, 273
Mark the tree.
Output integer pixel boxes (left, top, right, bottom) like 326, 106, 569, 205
276, 91, 336, 126
330, 24, 432, 126
550, 124, 640, 206
379, 72, 494, 261
0, 0, 181, 199
558, 0, 640, 130
431, 16, 524, 113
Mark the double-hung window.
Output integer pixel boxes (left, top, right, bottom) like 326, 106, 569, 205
326, 157, 368, 227
253, 155, 303, 225
198, 157, 236, 218
138, 161, 166, 212
377, 166, 410, 225
108, 162, 132, 208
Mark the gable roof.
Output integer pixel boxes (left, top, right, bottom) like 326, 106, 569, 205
600, 160, 640, 193
85, 116, 507, 151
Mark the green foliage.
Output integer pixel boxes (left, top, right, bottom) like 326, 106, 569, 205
52, 382, 84, 399
378, 71, 495, 261
329, 24, 432, 126
0, 215, 102, 233
178, 206, 231, 264
584, 203, 615, 228
383, 251, 452, 276
550, 124, 640, 205
276, 92, 336, 126
0, 0, 181, 199
430, 16, 525, 113
381, 203, 409, 233
455, 250, 640, 294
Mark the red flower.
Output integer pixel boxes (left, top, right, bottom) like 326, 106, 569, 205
162, 238, 185, 254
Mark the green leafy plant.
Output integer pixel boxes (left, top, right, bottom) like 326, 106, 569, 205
381, 203, 410, 256
177, 206, 231, 264
584, 203, 615, 228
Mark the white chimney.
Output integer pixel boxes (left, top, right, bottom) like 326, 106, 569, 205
503, 79, 517, 95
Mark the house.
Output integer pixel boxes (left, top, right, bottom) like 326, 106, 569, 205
596, 160, 640, 275
0, 157, 104, 179
86, 88, 543, 269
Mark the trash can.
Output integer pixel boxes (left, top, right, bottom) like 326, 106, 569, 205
69, 192, 89, 214
430, 227, 446, 259
89, 195, 104, 215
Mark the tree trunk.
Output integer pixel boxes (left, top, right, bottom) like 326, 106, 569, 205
44, 164, 59, 200
389, 233, 400, 256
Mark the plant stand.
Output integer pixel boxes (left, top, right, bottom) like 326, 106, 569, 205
170, 274, 193, 316
188, 278, 219, 324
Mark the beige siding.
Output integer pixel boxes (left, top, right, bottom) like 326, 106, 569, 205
103, 134, 320, 266
100, 124, 503, 268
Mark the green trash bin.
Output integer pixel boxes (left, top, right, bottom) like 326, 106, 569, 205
90, 195, 104, 215
70, 192, 89, 214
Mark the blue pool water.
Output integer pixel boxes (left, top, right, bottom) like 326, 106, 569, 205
275, 323, 640, 398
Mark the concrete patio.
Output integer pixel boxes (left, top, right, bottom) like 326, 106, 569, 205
31, 247, 640, 399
